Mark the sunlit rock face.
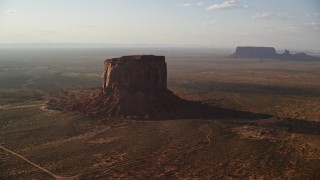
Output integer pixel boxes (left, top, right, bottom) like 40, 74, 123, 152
102, 55, 167, 92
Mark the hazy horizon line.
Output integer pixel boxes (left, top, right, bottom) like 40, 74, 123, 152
0, 43, 319, 54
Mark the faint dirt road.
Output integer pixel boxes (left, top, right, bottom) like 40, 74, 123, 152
199, 126, 213, 143
0, 104, 37, 110
0, 145, 77, 180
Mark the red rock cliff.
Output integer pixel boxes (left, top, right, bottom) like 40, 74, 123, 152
103, 55, 167, 92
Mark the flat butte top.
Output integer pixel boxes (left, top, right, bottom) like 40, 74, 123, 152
104, 55, 165, 64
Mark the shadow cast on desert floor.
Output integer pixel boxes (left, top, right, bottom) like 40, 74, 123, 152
127, 97, 320, 136
48, 88, 320, 136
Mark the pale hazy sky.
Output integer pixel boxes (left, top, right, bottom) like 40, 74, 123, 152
1, 0, 319, 50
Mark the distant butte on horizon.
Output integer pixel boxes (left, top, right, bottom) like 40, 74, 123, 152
232, 46, 320, 61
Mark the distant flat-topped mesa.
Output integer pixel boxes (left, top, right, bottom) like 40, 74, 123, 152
233, 46, 277, 59
103, 55, 167, 92
232, 46, 319, 61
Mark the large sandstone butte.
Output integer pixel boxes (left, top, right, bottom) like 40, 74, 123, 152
56, 55, 197, 120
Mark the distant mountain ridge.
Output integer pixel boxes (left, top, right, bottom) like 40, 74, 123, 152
231, 46, 320, 61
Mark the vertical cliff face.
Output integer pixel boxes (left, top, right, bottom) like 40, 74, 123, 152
102, 55, 167, 92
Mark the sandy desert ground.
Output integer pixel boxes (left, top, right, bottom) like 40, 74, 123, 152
1, 48, 320, 179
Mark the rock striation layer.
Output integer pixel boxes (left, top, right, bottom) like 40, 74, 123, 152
232, 46, 319, 61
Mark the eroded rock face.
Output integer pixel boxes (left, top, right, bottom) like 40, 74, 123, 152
102, 55, 167, 92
